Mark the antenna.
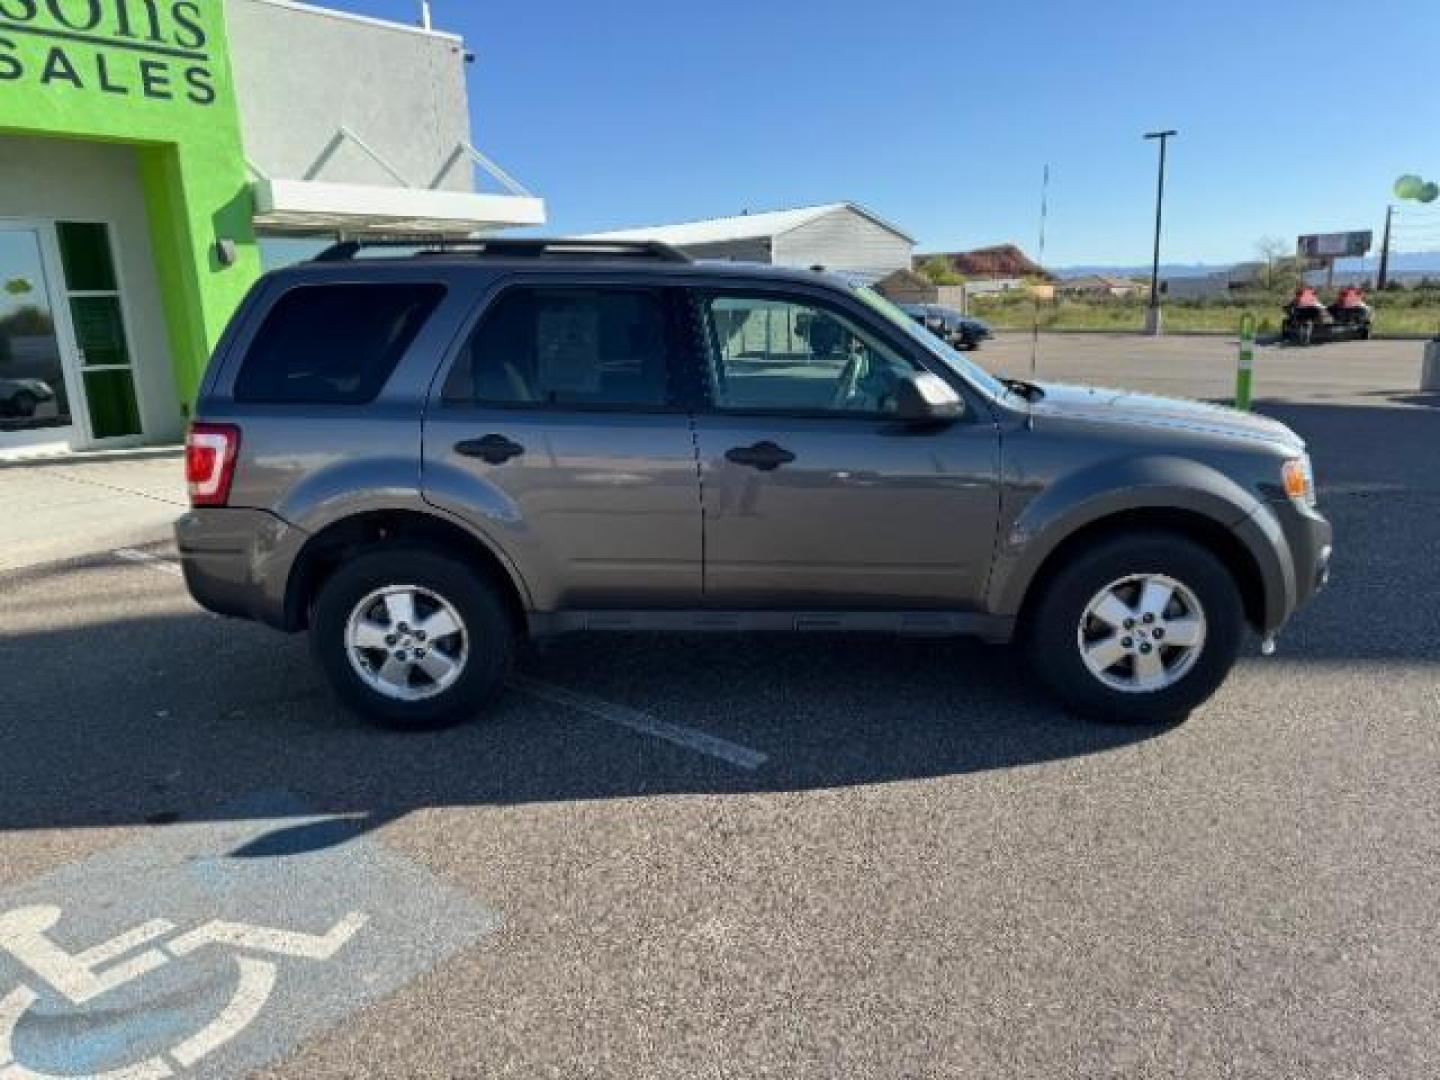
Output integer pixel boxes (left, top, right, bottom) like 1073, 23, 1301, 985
1030, 163, 1051, 378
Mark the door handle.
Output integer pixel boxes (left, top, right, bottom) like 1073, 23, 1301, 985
456, 434, 525, 465
724, 440, 795, 472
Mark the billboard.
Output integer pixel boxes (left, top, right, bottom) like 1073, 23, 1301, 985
1297, 231, 1372, 259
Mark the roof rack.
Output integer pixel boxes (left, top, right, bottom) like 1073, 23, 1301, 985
311, 237, 691, 264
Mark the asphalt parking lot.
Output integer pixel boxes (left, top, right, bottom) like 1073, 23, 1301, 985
1, 335, 1437, 1077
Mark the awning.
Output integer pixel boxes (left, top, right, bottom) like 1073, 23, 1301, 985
250, 178, 546, 236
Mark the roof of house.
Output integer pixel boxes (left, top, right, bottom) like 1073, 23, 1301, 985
916, 244, 1050, 280
581, 202, 915, 246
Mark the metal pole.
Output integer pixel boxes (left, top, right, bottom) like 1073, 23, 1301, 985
1030, 163, 1050, 378
1377, 204, 1393, 289
1143, 129, 1177, 335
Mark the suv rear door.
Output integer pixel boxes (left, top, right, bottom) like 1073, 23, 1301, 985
421, 277, 701, 610
686, 284, 1000, 609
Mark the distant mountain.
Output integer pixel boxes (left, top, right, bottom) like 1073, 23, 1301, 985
1054, 263, 1218, 280
1053, 251, 1440, 280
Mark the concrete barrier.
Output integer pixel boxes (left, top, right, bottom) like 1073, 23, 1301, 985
1424, 340, 1440, 391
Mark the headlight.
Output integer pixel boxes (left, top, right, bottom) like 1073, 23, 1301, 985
1282, 455, 1317, 507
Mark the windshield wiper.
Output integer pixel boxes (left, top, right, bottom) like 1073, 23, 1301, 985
1001, 378, 1045, 402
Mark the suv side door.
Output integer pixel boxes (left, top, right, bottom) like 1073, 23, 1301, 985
421, 275, 701, 610
686, 283, 1001, 609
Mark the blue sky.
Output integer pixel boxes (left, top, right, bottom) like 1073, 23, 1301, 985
326, 0, 1439, 266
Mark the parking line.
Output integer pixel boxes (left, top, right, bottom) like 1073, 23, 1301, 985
113, 548, 184, 577
104, 549, 767, 770
512, 676, 768, 771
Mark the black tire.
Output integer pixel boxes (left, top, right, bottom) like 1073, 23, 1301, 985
1023, 531, 1245, 724
11, 391, 37, 417
310, 545, 514, 729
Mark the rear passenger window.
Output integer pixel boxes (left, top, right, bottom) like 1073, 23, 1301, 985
442, 287, 672, 409
235, 283, 444, 404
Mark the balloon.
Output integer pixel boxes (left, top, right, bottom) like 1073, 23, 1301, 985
1420, 182, 1440, 204
1395, 174, 1426, 199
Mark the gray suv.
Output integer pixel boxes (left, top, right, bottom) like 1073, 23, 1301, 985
176, 239, 1332, 728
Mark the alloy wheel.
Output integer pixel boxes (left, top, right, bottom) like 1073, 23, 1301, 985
1076, 573, 1207, 694
344, 585, 469, 701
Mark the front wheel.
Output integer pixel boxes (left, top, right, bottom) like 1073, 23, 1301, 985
310, 546, 514, 729
1024, 532, 1244, 724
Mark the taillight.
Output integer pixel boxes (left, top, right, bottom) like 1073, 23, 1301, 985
186, 423, 241, 507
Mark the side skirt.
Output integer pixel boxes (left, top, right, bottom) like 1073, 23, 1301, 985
528, 610, 1015, 643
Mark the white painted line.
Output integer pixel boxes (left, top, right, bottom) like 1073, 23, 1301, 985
113, 548, 184, 578
513, 677, 768, 771
168, 956, 277, 1070
74, 919, 176, 970
167, 912, 368, 961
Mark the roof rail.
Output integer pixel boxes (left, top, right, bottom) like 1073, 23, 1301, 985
311, 237, 691, 264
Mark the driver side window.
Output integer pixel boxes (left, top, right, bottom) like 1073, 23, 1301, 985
697, 293, 917, 414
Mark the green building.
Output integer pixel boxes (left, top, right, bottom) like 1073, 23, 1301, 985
0, 0, 542, 458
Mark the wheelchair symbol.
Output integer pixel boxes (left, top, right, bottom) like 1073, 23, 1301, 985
0, 904, 367, 1079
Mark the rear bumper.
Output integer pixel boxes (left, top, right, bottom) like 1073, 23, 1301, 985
174, 508, 307, 630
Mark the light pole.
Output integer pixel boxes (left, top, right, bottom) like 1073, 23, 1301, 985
1143, 129, 1177, 335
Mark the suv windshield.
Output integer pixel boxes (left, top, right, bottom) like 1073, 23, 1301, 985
849, 285, 1007, 399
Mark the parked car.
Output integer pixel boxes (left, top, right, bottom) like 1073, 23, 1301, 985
0, 377, 55, 418
900, 303, 992, 350
177, 238, 1331, 729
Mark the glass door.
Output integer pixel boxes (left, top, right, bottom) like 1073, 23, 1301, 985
55, 222, 143, 444
0, 225, 77, 453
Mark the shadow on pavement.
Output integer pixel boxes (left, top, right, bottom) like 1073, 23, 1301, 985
0, 399, 1434, 846
0, 591, 1166, 840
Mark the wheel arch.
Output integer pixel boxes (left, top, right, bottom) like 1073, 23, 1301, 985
989, 454, 1294, 635
282, 508, 531, 635
1006, 506, 1279, 636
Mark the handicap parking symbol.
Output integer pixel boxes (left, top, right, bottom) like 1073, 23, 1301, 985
0, 793, 502, 1079
0, 904, 367, 1079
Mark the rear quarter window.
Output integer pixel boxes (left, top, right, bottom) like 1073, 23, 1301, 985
234, 282, 445, 404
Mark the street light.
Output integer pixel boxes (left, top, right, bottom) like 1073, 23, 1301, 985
1143, 129, 1177, 335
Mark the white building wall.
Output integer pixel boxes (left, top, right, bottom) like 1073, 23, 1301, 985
773, 209, 913, 277
226, 0, 474, 194
0, 135, 179, 442
679, 238, 773, 264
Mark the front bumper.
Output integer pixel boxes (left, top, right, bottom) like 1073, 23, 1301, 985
1272, 497, 1333, 611
174, 508, 307, 630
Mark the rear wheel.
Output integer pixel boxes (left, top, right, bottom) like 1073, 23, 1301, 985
1024, 532, 1244, 724
310, 546, 514, 729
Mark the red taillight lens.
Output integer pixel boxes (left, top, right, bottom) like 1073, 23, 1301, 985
185, 423, 240, 507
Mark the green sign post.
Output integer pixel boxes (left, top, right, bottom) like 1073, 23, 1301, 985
1235, 313, 1256, 411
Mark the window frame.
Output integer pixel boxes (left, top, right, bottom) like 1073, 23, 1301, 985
686, 286, 929, 421
436, 280, 693, 415
232, 280, 448, 407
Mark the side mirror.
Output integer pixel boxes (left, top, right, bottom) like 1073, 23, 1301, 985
893, 371, 964, 422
